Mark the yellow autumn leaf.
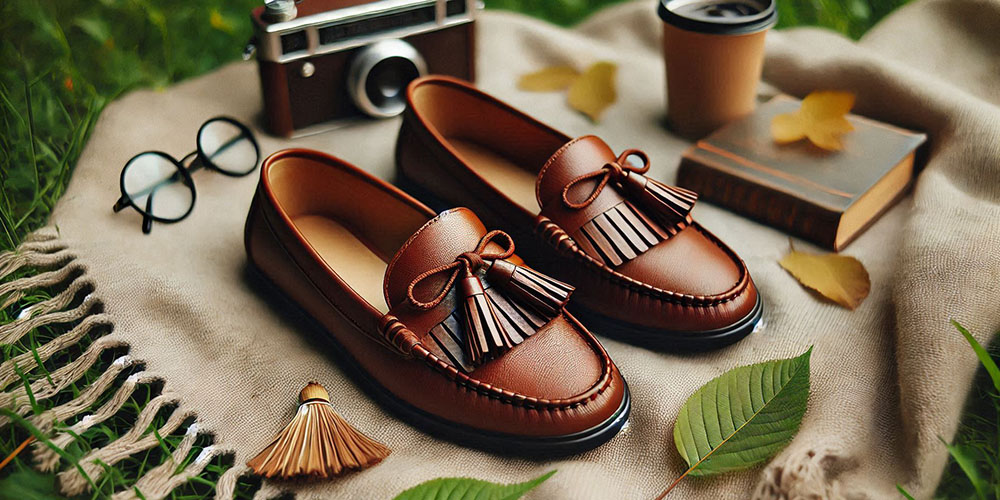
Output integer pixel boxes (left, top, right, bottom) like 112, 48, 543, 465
518, 66, 581, 92
779, 248, 870, 309
771, 91, 856, 151
770, 113, 805, 143
568, 61, 617, 123
210, 8, 235, 34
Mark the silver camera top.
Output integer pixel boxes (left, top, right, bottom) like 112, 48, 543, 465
250, 0, 478, 64
263, 0, 298, 22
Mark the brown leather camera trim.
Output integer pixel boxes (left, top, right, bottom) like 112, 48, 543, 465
379, 313, 616, 411
534, 215, 750, 306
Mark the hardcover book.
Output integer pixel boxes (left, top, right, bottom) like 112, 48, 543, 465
676, 95, 927, 251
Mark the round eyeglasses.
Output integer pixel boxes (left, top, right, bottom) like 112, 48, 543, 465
112, 116, 260, 234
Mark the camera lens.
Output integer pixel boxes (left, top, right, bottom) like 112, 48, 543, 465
348, 39, 427, 118
364, 57, 420, 112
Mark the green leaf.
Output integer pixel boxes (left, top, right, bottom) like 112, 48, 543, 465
953, 320, 1000, 394
0, 467, 57, 500
939, 436, 987, 500
393, 470, 555, 500
673, 347, 812, 478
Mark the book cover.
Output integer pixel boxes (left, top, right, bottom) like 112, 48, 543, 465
676, 95, 927, 250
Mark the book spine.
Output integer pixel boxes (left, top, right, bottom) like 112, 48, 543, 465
676, 156, 841, 250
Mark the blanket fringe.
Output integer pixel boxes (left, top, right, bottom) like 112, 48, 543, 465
0, 350, 135, 427
252, 486, 276, 500
33, 372, 161, 472
4, 272, 89, 322
0, 314, 115, 390
58, 399, 192, 496
1, 231, 249, 499
0, 263, 82, 310
110, 424, 216, 500
148, 446, 221, 499
29, 361, 144, 435
0, 229, 64, 267
215, 464, 249, 500
0, 261, 81, 305
0, 292, 98, 346
0, 249, 75, 280
751, 447, 847, 500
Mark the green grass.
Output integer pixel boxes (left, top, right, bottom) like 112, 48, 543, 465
13, 1, 996, 499
0, 0, 913, 252
0, 265, 261, 498
0, 0, 260, 250
930, 323, 1000, 500
488, 0, 908, 36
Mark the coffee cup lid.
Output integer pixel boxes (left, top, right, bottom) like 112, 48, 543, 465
658, 0, 777, 35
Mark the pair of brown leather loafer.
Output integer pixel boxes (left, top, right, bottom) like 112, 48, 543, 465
244, 77, 761, 456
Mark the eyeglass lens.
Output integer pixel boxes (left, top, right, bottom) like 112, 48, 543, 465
198, 119, 259, 175
122, 153, 194, 221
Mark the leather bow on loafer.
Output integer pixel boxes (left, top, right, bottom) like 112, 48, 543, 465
244, 148, 629, 455
396, 76, 762, 350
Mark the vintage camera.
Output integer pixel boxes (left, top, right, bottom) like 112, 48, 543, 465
246, 0, 477, 137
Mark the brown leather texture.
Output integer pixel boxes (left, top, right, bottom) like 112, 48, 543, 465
244, 148, 626, 437
397, 76, 759, 333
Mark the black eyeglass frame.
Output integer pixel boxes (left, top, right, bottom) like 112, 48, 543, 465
112, 116, 260, 234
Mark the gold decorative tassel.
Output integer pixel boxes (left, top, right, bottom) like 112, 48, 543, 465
486, 259, 574, 317
458, 270, 513, 366
247, 383, 390, 479
622, 172, 698, 233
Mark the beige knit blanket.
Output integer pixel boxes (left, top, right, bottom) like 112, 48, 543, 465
3, 0, 999, 498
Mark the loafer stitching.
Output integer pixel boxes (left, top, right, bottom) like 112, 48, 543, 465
535, 215, 751, 307
383, 313, 618, 411
404, 79, 753, 309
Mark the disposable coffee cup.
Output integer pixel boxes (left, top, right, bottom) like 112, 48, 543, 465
658, 0, 777, 139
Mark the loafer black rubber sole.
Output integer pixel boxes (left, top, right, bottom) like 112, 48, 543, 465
247, 263, 632, 457
569, 295, 764, 351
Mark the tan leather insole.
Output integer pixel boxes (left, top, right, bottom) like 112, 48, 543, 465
451, 139, 540, 213
293, 215, 389, 313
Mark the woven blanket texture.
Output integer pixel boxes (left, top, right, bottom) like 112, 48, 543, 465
4, 0, 999, 498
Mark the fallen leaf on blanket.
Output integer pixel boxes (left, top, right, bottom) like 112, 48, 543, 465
394, 470, 555, 500
772, 90, 856, 151
568, 62, 618, 122
779, 247, 870, 309
518, 66, 581, 91
519, 62, 618, 122
659, 348, 812, 497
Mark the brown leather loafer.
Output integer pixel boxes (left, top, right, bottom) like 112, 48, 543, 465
396, 76, 761, 350
244, 148, 629, 455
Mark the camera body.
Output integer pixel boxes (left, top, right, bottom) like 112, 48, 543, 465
250, 0, 477, 136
